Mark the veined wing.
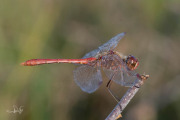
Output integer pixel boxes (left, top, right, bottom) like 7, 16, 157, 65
98, 32, 126, 52
73, 65, 103, 93
103, 65, 137, 87
82, 48, 100, 58
82, 32, 126, 58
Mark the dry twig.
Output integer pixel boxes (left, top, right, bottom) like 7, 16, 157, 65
105, 74, 149, 120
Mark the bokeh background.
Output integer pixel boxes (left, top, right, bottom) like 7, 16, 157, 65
0, 0, 180, 120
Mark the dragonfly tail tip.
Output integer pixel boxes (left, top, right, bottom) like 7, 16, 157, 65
21, 62, 25, 66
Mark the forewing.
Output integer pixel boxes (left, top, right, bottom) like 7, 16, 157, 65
82, 32, 125, 58
103, 67, 137, 87
98, 32, 126, 52
121, 69, 137, 86
73, 65, 103, 93
82, 48, 100, 58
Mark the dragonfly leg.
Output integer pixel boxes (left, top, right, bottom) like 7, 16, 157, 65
106, 75, 120, 102
107, 79, 123, 112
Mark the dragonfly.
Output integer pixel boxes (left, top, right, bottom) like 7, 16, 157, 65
21, 32, 139, 101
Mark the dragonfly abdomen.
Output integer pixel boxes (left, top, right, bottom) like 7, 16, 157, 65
21, 58, 97, 66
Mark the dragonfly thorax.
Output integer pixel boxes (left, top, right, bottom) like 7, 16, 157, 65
100, 53, 123, 70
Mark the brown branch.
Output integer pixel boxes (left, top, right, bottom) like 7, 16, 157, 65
105, 74, 149, 120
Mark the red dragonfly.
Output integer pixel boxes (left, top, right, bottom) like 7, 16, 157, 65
22, 32, 139, 100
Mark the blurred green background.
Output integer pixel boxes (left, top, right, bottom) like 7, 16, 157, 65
0, 0, 180, 120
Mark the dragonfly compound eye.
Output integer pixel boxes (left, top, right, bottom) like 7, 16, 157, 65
126, 55, 139, 70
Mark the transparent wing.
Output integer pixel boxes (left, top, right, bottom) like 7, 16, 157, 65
82, 32, 126, 58
73, 65, 103, 93
82, 48, 100, 58
103, 67, 137, 87
98, 32, 126, 52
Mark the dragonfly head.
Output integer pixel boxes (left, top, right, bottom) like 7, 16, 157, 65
126, 55, 139, 71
